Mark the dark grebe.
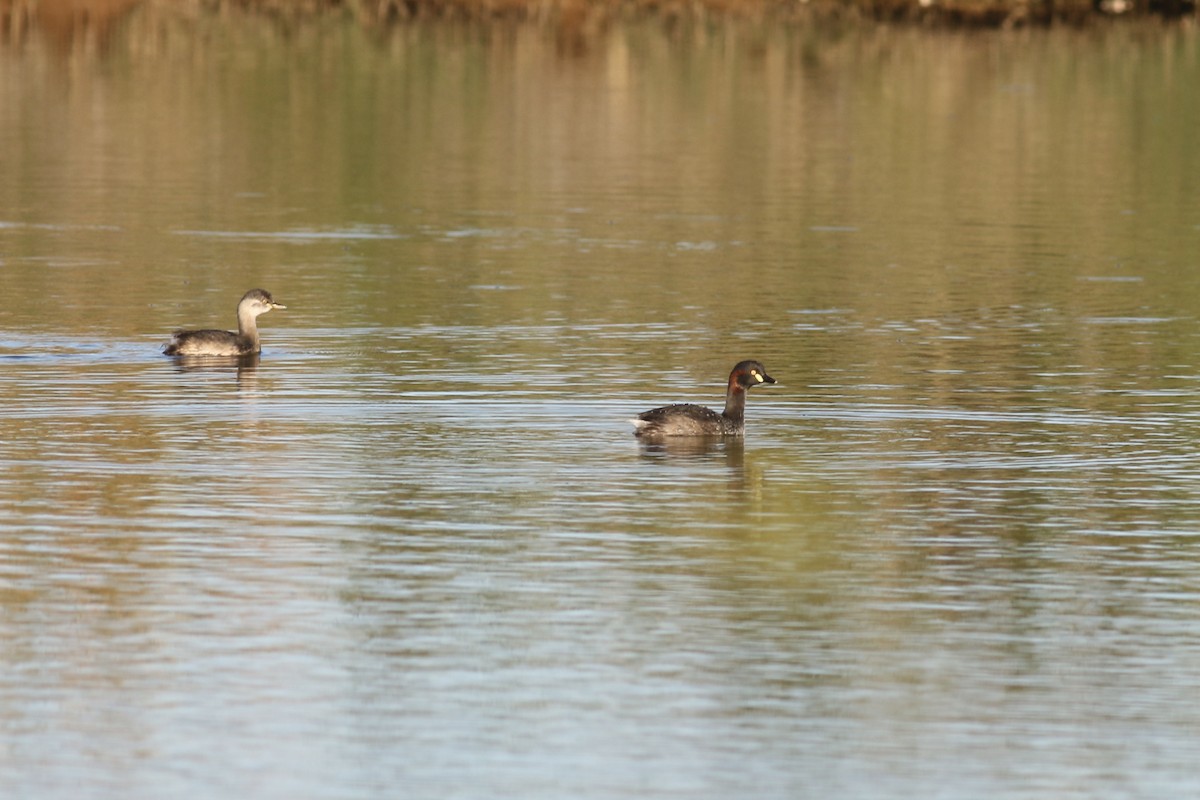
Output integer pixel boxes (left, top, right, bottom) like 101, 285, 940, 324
163, 289, 286, 357
632, 360, 776, 437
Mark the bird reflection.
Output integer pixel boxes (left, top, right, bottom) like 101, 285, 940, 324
169, 353, 261, 385
637, 435, 745, 466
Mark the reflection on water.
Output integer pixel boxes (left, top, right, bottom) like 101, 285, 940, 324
2, 9, 1200, 800
637, 435, 744, 460
168, 353, 262, 385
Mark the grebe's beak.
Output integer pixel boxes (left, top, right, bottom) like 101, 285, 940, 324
750, 369, 776, 385
272, 302, 287, 310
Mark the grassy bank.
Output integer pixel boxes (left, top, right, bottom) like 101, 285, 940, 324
4, 0, 1198, 30
376, 0, 1188, 26
176, 0, 1198, 26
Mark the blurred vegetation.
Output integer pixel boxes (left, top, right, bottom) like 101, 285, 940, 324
0, 0, 1195, 50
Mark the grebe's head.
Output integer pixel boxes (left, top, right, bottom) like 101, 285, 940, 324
729, 360, 776, 389
239, 288, 286, 316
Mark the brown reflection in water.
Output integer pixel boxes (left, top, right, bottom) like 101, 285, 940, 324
1, 6, 1197, 370
169, 352, 262, 385
5, 0, 143, 53
637, 435, 743, 462
638, 436, 760, 503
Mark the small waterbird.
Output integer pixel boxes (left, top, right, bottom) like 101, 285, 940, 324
163, 288, 286, 357
632, 360, 776, 437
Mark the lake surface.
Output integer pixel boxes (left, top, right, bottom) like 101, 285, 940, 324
2, 8, 1200, 798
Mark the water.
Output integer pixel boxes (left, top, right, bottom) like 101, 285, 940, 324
3, 9, 1200, 798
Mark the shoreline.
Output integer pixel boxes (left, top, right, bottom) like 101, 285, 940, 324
1, 0, 1196, 40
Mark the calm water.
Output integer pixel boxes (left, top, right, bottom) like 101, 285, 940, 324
3, 9, 1200, 798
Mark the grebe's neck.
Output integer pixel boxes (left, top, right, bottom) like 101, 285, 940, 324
722, 378, 747, 422
236, 306, 261, 350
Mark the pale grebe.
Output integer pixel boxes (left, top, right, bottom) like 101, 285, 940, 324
163, 288, 286, 357
632, 360, 776, 437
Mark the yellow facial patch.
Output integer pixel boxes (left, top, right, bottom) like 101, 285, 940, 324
751, 371, 763, 383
